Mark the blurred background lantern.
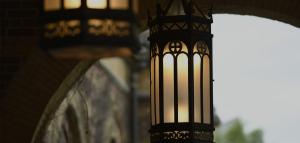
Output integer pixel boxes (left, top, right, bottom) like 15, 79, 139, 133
41, 0, 140, 59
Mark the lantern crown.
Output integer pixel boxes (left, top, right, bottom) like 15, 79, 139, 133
148, 0, 212, 40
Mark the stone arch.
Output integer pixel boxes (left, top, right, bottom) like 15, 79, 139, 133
63, 106, 82, 143
141, 0, 300, 28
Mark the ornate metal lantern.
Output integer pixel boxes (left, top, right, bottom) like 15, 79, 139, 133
148, 0, 214, 143
41, 0, 139, 59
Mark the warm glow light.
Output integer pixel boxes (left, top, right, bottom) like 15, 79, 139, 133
163, 54, 174, 123
163, 54, 174, 68
110, 0, 128, 9
166, 103, 189, 123
178, 104, 189, 122
194, 54, 201, 123
64, 0, 81, 9
203, 56, 211, 124
44, 0, 61, 11
87, 0, 107, 9
177, 54, 189, 122
152, 42, 211, 125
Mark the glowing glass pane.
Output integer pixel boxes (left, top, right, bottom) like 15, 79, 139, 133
194, 54, 201, 123
177, 54, 189, 122
163, 54, 174, 123
64, 0, 81, 9
87, 0, 107, 9
44, 0, 61, 11
203, 56, 211, 124
110, 0, 128, 9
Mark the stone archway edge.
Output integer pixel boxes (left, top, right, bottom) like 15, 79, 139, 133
139, 0, 300, 28
30, 60, 95, 143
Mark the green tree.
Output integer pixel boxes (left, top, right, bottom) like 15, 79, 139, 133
247, 129, 263, 143
215, 119, 264, 143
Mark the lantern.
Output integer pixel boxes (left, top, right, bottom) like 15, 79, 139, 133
148, 0, 214, 143
41, 0, 139, 59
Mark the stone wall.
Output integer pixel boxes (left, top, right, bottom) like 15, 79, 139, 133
41, 60, 132, 143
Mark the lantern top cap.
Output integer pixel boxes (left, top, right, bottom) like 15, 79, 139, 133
148, 0, 213, 44
149, 0, 213, 18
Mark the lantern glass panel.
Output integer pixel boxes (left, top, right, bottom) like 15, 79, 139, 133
87, 0, 107, 9
194, 54, 202, 123
163, 54, 175, 123
110, 0, 128, 10
155, 57, 160, 124
177, 54, 189, 122
44, 0, 61, 11
203, 55, 211, 124
64, 0, 81, 9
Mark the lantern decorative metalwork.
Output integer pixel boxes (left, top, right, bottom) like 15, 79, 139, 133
148, 0, 214, 143
41, 0, 140, 59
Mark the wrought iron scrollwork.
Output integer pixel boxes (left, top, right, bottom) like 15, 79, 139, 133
44, 20, 81, 39
193, 131, 213, 141
169, 41, 183, 54
194, 41, 210, 56
192, 23, 209, 32
151, 20, 209, 34
162, 22, 188, 31
88, 19, 130, 37
151, 130, 213, 143
163, 131, 190, 140
163, 41, 188, 57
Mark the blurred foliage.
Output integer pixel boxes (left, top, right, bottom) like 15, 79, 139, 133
215, 119, 264, 143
